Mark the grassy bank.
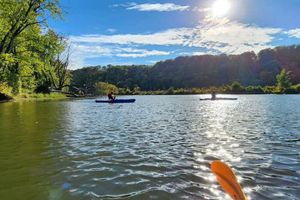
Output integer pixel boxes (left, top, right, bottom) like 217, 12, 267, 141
16, 92, 68, 101
0, 92, 69, 103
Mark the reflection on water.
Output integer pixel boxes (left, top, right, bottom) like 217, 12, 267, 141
0, 95, 300, 200
0, 101, 71, 199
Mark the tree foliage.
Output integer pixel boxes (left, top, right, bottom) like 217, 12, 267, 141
0, 0, 69, 96
276, 69, 292, 91
71, 45, 300, 94
94, 82, 118, 95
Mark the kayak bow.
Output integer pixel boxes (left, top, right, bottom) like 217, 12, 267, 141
211, 160, 248, 200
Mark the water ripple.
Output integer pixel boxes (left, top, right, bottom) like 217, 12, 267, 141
0, 95, 300, 199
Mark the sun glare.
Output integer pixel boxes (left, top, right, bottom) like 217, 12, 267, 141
212, 0, 231, 18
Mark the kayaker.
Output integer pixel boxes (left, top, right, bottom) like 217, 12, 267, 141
108, 92, 116, 101
211, 91, 216, 100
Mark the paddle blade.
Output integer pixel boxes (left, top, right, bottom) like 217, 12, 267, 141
211, 160, 247, 200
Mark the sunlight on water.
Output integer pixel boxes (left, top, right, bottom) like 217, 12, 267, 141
0, 95, 300, 199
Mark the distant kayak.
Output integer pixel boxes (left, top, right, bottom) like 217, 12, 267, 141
95, 99, 136, 103
200, 98, 237, 101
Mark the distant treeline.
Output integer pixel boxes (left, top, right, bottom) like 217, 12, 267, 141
71, 45, 300, 94
83, 79, 300, 96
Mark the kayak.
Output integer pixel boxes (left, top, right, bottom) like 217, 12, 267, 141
95, 99, 136, 103
200, 98, 237, 101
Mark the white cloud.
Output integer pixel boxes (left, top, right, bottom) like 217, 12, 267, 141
70, 19, 281, 55
68, 44, 170, 68
71, 44, 113, 56
106, 28, 117, 33
69, 14, 300, 68
125, 3, 190, 12
70, 28, 189, 46
285, 28, 300, 38
193, 7, 211, 13
68, 44, 113, 68
148, 60, 160, 64
189, 18, 281, 54
193, 51, 217, 56
116, 48, 170, 58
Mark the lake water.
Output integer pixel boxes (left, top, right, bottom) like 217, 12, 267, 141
0, 95, 299, 200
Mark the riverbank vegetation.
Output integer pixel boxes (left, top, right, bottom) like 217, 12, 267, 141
0, 0, 70, 101
76, 72, 300, 96
104, 79, 300, 95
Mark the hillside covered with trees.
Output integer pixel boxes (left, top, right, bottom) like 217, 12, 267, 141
71, 45, 300, 94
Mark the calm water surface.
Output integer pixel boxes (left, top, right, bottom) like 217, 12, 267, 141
0, 95, 299, 200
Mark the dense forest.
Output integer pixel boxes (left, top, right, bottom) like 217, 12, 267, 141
71, 45, 300, 94
0, 0, 70, 100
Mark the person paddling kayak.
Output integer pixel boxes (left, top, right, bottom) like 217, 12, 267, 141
107, 91, 116, 101
211, 91, 216, 100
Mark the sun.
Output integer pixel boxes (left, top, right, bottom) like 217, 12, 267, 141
212, 0, 231, 18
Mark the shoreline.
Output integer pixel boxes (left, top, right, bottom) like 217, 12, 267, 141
0, 92, 69, 103
1, 92, 299, 104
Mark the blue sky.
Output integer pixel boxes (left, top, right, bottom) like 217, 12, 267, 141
48, 0, 300, 68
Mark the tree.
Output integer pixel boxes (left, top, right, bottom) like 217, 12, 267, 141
71, 67, 104, 93
230, 81, 245, 93
0, 0, 61, 54
48, 32, 71, 90
94, 82, 118, 96
276, 69, 292, 91
0, 0, 62, 94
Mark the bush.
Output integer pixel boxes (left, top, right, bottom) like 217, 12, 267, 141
291, 84, 300, 93
230, 81, 245, 93
245, 86, 264, 94
263, 86, 280, 94
167, 87, 174, 94
285, 87, 298, 94
0, 82, 13, 96
133, 86, 141, 95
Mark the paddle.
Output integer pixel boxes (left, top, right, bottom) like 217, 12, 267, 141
211, 160, 248, 200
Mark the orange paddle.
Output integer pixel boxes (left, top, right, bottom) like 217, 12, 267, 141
211, 160, 248, 200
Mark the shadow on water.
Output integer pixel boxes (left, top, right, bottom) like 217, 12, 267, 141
0, 100, 74, 200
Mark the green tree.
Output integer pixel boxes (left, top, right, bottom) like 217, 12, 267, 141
47, 31, 71, 90
230, 81, 245, 93
94, 82, 118, 96
0, 0, 61, 54
276, 69, 292, 92
0, 0, 62, 94
71, 67, 104, 93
